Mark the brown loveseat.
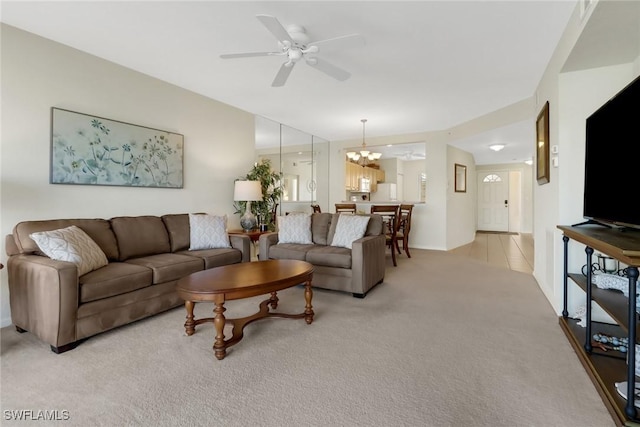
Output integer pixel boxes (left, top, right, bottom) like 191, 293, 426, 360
5, 214, 251, 353
259, 213, 386, 298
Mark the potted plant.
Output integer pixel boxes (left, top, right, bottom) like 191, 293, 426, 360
234, 159, 282, 231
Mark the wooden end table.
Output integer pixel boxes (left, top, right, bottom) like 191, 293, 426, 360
175, 259, 314, 360
227, 229, 270, 243
228, 229, 271, 260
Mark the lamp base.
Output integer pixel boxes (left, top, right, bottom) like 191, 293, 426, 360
240, 211, 257, 232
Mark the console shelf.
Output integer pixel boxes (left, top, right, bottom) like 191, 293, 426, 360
558, 225, 640, 427
568, 273, 640, 335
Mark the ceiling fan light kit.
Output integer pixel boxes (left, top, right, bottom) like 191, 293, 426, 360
220, 14, 364, 87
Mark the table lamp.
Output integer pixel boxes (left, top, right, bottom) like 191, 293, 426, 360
234, 180, 263, 231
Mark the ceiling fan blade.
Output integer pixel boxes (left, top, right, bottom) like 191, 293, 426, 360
272, 62, 295, 87
308, 34, 365, 50
256, 15, 294, 45
306, 57, 351, 81
220, 52, 281, 59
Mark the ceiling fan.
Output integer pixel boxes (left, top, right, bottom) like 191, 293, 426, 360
401, 151, 426, 161
220, 15, 365, 87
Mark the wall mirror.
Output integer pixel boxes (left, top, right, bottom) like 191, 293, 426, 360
255, 116, 329, 214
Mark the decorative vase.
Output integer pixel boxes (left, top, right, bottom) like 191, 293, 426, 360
240, 210, 257, 232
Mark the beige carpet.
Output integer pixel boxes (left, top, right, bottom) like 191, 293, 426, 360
1, 249, 614, 426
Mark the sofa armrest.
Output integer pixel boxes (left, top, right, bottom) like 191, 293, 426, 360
351, 234, 386, 295
7, 254, 79, 348
229, 234, 252, 263
258, 232, 279, 260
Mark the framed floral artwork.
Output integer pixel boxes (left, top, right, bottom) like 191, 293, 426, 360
50, 108, 184, 188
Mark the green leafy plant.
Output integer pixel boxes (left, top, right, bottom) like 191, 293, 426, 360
234, 159, 282, 231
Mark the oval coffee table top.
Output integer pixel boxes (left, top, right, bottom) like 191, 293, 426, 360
176, 259, 314, 301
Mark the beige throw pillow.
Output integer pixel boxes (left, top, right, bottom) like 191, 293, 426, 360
189, 213, 231, 250
330, 214, 371, 249
278, 214, 313, 244
29, 225, 108, 276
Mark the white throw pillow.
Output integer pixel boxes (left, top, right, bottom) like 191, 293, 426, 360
330, 214, 371, 249
278, 214, 313, 244
189, 213, 231, 250
29, 225, 108, 276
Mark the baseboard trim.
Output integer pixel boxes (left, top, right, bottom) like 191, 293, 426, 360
477, 230, 518, 235
1, 316, 12, 328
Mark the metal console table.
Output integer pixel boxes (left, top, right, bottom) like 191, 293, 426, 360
558, 225, 640, 426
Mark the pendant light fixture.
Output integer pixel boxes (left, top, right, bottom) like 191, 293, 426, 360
346, 119, 382, 166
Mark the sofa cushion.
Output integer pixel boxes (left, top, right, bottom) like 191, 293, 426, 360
125, 253, 203, 284
311, 213, 332, 245
277, 214, 313, 244
79, 262, 153, 303
179, 248, 242, 269
161, 213, 191, 252
330, 214, 371, 249
111, 216, 171, 261
12, 218, 119, 260
29, 225, 109, 276
364, 214, 384, 236
306, 245, 352, 269
268, 243, 317, 261
188, 213, 231, 250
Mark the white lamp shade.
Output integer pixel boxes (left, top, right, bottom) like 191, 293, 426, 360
234, 180, 262, 201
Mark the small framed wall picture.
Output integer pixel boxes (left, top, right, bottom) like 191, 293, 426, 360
454, 163, 467, 193
536, 101, 550, 185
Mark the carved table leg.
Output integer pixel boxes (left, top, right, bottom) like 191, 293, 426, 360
269, 291, 279, 309
213, 300, 227, 360
184, 300, 196, 336
304, 280, 314, 324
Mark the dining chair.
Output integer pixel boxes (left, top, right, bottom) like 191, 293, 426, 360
335, 203, 356, 214
395, 204, 414, 258
370, 204, 400, 266
311, 204, 322, 213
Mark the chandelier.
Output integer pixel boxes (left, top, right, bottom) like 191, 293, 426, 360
346, 119, 381, 166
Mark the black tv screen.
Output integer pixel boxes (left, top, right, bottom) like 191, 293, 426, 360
583, 74, 640, 228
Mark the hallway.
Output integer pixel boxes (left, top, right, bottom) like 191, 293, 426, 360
448, 232, 534, 274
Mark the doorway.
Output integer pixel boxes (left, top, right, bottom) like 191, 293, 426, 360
477, 170, 511, 232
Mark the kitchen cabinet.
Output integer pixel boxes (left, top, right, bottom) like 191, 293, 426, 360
345, 162, 383, 192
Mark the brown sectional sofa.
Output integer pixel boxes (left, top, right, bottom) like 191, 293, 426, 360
259, 213, 386, 298
5, 214, 251, 353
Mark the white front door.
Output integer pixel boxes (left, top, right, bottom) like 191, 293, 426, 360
477, 171, 509, 232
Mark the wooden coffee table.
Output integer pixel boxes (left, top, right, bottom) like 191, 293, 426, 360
175, 259, 314, 360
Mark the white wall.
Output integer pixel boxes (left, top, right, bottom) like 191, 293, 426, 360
533, 0, 640, 313
446, 145, 476, 250
0, 25, 256, 327
557, 63, 639, 319
402, 160, 424, 203
330, 130, 450, 250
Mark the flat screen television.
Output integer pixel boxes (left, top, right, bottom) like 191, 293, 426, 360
583, 74, 640, 229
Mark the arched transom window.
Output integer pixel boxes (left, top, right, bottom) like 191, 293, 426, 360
483, 174, 502, 183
